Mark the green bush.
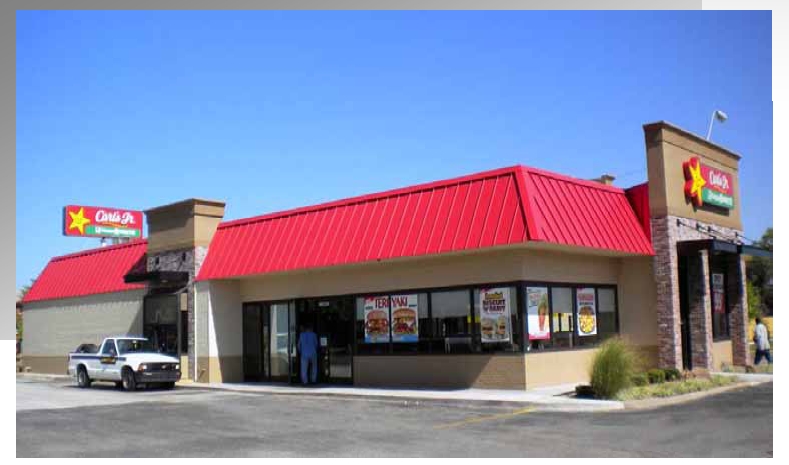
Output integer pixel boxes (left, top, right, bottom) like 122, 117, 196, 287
631, 373, 649, 386
589, 337, 637, 399
663, 368, 681, 382
647, 368, 666, 384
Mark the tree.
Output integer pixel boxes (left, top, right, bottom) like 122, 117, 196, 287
746, 227, 773, 315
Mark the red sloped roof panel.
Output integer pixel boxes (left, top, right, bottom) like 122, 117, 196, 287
196, 165, 653, 281
22, 240, 147, 304
519, 168, 654, 255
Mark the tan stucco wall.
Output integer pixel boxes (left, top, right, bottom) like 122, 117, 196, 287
238, 247, 620, 302
22, 290, 145, 358
20, 356, 69, 375
617, 257, 659, 347
524, 347, 598, 388
146, 199, 225, 253
208, 356, 244, 383
354, 354, 526, 389
712, 340, 734, 371
645, 123, 742, 230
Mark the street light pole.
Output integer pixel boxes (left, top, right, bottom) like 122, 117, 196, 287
706, 109, 728, 141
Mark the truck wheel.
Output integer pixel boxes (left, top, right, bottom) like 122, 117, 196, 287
121, 368, 137, 392
77, 366, 91, 388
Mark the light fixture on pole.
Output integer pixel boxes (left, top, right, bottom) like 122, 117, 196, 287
706, 109, 728, 141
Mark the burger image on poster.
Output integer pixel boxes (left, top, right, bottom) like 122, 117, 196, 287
365, 310, 389, 338
392, 308, 417, 336
481, 318, 495, 339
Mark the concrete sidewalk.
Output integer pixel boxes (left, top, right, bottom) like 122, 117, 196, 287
176, 380, 625, 412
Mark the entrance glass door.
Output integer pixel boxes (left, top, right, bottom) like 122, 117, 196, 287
294, 297, 354, 384
243, 301, 295, 382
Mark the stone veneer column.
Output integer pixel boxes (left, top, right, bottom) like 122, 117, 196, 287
687, 249, 713, 372
651, 216, 683, 369
728, 255, 750, 367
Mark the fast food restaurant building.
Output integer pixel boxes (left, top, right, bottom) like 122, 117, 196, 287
21, 121, 765, 389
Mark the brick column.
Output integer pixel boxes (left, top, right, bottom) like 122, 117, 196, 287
688, 250, 713, 372
728, 255, 750, 367
652, 216, 683, 369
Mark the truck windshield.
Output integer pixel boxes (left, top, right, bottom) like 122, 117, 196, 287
116, 339, 158, 355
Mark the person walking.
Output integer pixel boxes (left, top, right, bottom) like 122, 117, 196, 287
298, 325, 319, 385
753, 317, 772, 365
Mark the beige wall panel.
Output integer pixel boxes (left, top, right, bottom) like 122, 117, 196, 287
617, 257, 659, 346
19, 356, 69, 375
208, 280, 243, 358
208, 356, 243, 383
239, 248, 619, 302
524, 347, 598, 388
22, 290, 145, 357
712, 340, 734, 371
353, 354, 525, 389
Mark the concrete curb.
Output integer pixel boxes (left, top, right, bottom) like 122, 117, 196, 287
174, 382, 624, 412
623, 380, 770, 411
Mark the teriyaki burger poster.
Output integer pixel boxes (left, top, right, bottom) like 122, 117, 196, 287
364, 296, 391, 343
390, 294, 419, 343
480, 287, 511, 343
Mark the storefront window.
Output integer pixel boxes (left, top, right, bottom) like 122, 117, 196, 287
431, 290, 472, 353
711, 272, 730, 339
473, 286, 520, 352
597, 288, 617, 340
143, 294, 179, 355
270, 303, 290, 377
551, 287, 574, 349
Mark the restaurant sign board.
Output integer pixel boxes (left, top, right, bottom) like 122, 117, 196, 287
683, 157, 734, 209
63, 205, 143, 238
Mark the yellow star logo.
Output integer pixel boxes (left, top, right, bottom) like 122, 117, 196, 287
684, 158, 706, 206
68, 207, 91, 234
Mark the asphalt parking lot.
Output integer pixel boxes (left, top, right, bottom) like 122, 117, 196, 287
16, 379, 773, 457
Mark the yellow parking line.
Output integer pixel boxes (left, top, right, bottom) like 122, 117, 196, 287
434, 407, 534, 429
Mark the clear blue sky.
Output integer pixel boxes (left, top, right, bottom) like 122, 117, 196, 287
16, 10, 772, 291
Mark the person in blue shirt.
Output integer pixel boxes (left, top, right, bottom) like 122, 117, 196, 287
297, 325, 319, 385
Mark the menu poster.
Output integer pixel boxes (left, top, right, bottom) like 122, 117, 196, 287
527, 287, 551, 340
391, 294, 419, 343
364, 296, 391, 343
712, 273, 725, 314
480, 287, 511, 343
576, 288, 598, 336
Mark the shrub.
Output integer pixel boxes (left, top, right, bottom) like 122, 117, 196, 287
663, 368, 681, 382
589, 337, 637, 399
647, 368, 666, 384
631, 373, 649, 386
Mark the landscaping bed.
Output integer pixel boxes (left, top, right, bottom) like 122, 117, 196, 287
615, 374, 737, 401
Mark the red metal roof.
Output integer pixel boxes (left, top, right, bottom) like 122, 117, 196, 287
22, 240, 147, 304
520, 167, 654, 254
197, 165, 653, 281
625, 182, 652, 243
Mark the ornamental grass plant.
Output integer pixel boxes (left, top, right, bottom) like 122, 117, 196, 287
589, 337, 638, 399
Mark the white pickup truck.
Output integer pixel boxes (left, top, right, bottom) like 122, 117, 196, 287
67, 336, 181, 391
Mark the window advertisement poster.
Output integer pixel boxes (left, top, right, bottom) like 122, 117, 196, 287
576, 288, 598, 336
364, 296, 391, 343
480, 287, 511, 343
391, 294, 419, 343
527, 287, 551, 340
712, 273, 725, 314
